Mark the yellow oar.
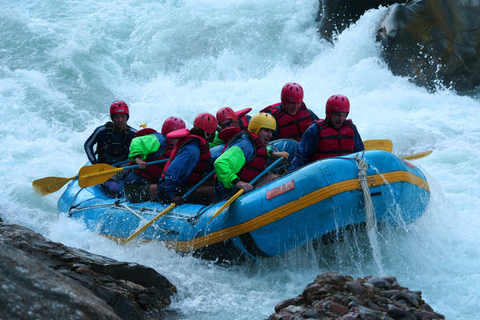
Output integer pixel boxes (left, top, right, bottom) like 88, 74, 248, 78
208, 157, 284, 224
363, 139, 393, 152
32, 160, 130, 196
401, 150, 433, 160
32, 176, 78, 195
122, 170, 215, 244
78, 159, 167, 188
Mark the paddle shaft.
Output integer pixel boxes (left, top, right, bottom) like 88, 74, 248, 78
208, 157, 284, 223
122, 170, 215, 244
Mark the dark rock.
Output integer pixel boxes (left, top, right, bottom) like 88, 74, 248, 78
316, 0, 401, 41
0, 222, 175, 320
376, 0, 480, 92
266, 272, 444, 320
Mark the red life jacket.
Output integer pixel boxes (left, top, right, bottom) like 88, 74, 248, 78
261, 102, 313, 141
312, 119, 355, 161
132, 139, 173, 183
228, 131, 268, 182
218, 127, 242, 153
162, 129, 211, 185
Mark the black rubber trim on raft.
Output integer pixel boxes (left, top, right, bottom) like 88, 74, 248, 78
239, 233, 272, 258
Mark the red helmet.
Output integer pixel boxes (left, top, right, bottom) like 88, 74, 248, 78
110, 100, 129, 118
135, 128, 157, 137
193, 112, 217, 134
161, 117, 186, 136
216, 107, 238, 123
326, 94, 350, 119
281, 83, 304, 104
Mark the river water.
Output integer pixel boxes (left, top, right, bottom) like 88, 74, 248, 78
1, 1, 479, 319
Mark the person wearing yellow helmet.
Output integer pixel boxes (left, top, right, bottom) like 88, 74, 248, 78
214, 112, 288, 201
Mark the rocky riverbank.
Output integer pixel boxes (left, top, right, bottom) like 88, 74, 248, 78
267, 272, 444, 320
1, 218, 444, 320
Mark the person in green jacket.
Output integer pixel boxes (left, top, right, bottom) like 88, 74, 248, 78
214, 112, 288, 201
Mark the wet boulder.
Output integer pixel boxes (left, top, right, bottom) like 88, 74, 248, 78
316, 0, 401, 41
0, 222, 176, 320
376, 0, 480, 92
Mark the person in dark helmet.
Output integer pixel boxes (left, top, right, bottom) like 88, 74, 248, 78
124, 117, 186, 203
84, 100, 137, 198
261, 82, 319, 142
289, 94, 364, 171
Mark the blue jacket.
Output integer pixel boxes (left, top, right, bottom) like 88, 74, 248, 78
289, 121, 364, 171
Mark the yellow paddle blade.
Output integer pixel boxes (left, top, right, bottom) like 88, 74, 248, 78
363, 139, 393, 152
32, 176, 77, 195
78, 163, 123, 188
122, 203, 176, 244
208, 189, 245, 224
401, 150, 433, 160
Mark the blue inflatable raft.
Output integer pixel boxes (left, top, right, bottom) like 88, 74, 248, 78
58, 149, 430, 261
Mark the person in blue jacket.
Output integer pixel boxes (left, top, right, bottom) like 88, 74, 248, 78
156, 112, 218, 206
84, 100, 137, 197
289, 94, 364, 171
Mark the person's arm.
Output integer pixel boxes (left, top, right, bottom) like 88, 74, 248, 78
163, 140, 200, 198
289, 123, 318, 171
353, 124, 365, 152
307, 108, 319, 121
84, 126, 104, 164
214, 136, 255, 188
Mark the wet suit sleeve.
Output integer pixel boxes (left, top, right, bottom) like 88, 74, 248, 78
353, 124, 365, 152
84, 125, 106, 164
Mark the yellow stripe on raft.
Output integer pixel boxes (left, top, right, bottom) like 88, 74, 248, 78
163, 170, 429, 252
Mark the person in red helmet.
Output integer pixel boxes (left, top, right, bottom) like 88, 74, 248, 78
155, 112, 217, 205
124, 117, 186, 203
261, 82, 319, 142
289, 94, 364, 171
84, 100, 137, 198
209, 106, 252, 148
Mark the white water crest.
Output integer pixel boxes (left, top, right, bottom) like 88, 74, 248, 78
1, 1, 480, 319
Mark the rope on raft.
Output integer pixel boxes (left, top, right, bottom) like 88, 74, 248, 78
355, 152, 377, 230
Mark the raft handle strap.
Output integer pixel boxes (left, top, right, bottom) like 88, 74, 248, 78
355, 152, 377, 230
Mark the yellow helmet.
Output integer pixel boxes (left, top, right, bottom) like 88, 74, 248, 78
248, 112, 276, 135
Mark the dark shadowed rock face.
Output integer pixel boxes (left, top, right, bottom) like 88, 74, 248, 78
377, 0, 480, 92
0, 222, 176, 320
266, 272, 445, 320
316, 0, 402, 41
